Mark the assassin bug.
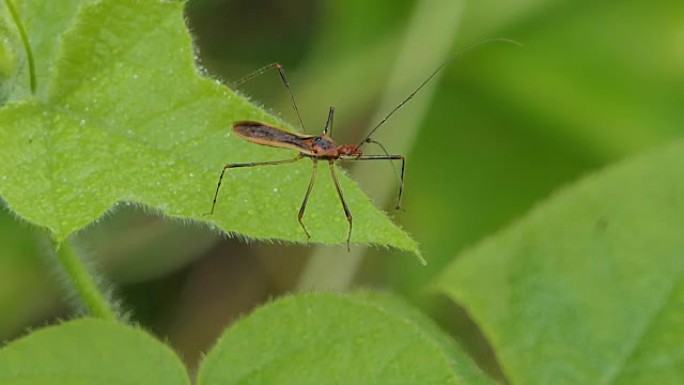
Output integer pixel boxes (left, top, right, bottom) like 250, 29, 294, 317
208, 39, 521, 250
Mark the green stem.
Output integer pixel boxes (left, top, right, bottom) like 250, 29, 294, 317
5, 0, 36, 94
56, 240, 118, 321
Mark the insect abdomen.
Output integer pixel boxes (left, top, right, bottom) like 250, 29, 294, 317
233, 121, 314, 154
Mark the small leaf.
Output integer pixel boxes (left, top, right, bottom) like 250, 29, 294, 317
198, 292, 494, 385
0, 318, 189, 385
0, 0, 420, 257
434, 140, 684, 384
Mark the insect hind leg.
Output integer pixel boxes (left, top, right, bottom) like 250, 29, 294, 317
206, 155, 303, 215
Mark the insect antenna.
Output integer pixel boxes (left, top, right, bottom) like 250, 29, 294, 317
357, 38, 522, 147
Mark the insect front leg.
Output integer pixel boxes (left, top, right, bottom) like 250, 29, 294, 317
340, 154, 406, 210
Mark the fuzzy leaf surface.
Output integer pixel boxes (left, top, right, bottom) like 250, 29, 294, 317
0, 0, 420, 256
198, 292, 493, 385
0, 319, 189, 385
434, 140, 684, 384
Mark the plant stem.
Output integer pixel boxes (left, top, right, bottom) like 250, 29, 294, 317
5, 0, 36, 94
56, 240, 118, 321
296, 0, 466, 291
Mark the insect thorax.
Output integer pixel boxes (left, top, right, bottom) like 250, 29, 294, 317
310, 136, 339, 157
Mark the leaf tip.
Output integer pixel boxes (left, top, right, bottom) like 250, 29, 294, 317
418, 254, 427, 265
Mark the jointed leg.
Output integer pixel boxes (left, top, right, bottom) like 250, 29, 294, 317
341, 154, 406, 210
207, 155, 303, 215
395, 156, 406, 210
323, 106, 335, 136
328, 160, 353, 251
297, 159, 319, 242
232, 62, 307, 133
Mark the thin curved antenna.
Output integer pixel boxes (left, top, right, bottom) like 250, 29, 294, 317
358, 38, 523, 147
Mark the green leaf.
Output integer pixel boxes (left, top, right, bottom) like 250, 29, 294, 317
0, 0, 420, 257
0, 209, 59, 340
1, 0, 90, 100
0, 318, 189, 385
433, 139, 684, 384
198, 292, 493, 385
0, 0, 21, 102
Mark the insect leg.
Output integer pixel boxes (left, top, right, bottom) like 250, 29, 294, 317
328, 160, 353, 251
341, 154, 405, 210
323, 106, 335, 136
232, 63, 307, 133
363, 140, 405, 209
297, 159, 319, 242
207, 154, 303, 215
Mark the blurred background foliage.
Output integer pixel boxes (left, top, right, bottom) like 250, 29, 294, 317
2, 0, 684, 374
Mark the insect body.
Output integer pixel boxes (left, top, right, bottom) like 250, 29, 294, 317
208, 39, 520, 250
209, 106, 405, 252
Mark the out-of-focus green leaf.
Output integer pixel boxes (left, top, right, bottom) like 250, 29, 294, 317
434, 139, 684, 384
0, 319, 190, 385
198, 292, 493, 385
0, 209, 59, 341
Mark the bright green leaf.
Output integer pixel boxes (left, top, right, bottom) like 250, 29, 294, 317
0, 0, 21, 102
0, 318, 189, 385
198, 292, 493, 385
0, 0, 420, 257
1, 0, 90, 100
434, 140, 684, 384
